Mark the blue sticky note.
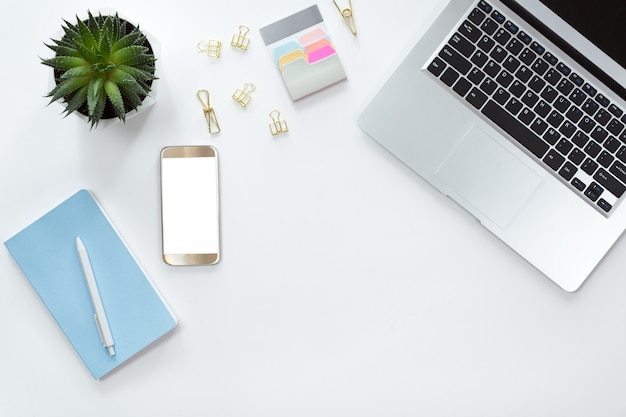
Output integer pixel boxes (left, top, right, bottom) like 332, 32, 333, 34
4, 190, 177, 379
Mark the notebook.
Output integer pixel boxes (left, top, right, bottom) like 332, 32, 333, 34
4, 190, 178, 379
259, 4, 347, 101
358, 0, 626, 291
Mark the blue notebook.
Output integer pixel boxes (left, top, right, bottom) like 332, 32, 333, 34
4, 190, 177, 379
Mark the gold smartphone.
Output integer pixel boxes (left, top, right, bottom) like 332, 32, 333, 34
160, 146, 220, 265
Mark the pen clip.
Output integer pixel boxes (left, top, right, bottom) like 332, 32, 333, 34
94, 313, 105, 345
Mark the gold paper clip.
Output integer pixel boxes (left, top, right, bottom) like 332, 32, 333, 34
196, 90, 221, 134
197, 40, 222, 58
231, 25, 251, 50
269, 110, 288, 135
232, 82, 255, 107
333, 0, 357, 35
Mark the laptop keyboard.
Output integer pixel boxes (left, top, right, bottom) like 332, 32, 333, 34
426, 0, 626, 216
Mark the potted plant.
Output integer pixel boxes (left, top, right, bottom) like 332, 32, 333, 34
41, 11, 158, 128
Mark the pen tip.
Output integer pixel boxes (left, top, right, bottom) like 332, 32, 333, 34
108, 346, 116, 356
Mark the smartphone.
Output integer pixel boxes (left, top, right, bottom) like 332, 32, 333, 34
160, 146, 220, 265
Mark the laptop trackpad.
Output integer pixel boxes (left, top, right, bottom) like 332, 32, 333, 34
435, 125, 542, 228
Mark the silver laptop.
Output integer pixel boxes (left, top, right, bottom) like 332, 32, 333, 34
358, 0, 626, 291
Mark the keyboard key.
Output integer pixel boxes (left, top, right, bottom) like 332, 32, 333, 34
544, 68, 562, 86
598, 167, 626, 197
534, 100, 551, 118
482, 100, 549, 157
594, 109, 612, 127
570, 73, 584, 87
598, 151, 614, 168
617, 146, 626, 162
604, 136, 621, 153
468, 67, 486, 85
530, 41, 545, 55
532, 58, 549, 76
544, 149, 565, 171
481, 18, 499, 36
559, 161, 577, 181
509, 80, 526, 98
609, 162, 626, 191
515, 66, 532, 83
428, 57, 446, 77
491, 10, 506, 24
477, 0, 493, 13
566, 106, 583, 123
544, 128, 561, 145
478, 35, 496, 53
582, 158, 599, 175
520, 48, 536, 66
459, 20, 482, 43
608, 104, 623, 118
572, 177, 586, 191
506, 98, 523, 115
556, 138, 574, 155
528, 76, 546, 93
450, 33, 476, 58
557, 79, 575, 96
471, 50, 489, 67
569, 148, 586, 165
554, 96, 571, 113
484, 60, 501, 77
582, 83, 597, 97
559, 121, 576, 138
468, 8, 486, 26
503, 55, 521, 72
570, 88, 587, 106
598, 199, 612, 213
595, 94, 610, 107
591, 126, 609, 143
585, 182, 604, 201
496, 70, 514, 88
439, 45, 472, 75
531, 118, 548, 135
582, 98, 599, 116
540, 86, 558, 103
480, 78, 498, 95
572, 131, 590, 148
505, 38, 523, 56
453, 77, 473, 96
466, 88, 488, 109
579, 116, 596, 134
544, 52, 558, 66
547, 110, 565, 128
441, 67, 460, 87
490, 45, 507, 63
607, 119, 625, 136
493, 88, 511, 105
494, 28, 512, 46
517, 31, 532, 44
519, 108, 535, 125
557, 62, 571, 76
522, 90, 539, 107
505, 21, 519, 34
584, 140, 602, 158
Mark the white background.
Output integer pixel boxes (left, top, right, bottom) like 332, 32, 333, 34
2, 0, 626, 415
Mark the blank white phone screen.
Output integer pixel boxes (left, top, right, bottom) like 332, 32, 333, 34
161, 156, 218, 255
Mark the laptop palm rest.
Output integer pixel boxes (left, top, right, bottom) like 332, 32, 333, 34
435, 125, 542, 228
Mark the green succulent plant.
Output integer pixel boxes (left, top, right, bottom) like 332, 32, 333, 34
42, 11, 157, 127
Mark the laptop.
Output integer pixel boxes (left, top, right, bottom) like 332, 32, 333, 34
358, 0, 626, 291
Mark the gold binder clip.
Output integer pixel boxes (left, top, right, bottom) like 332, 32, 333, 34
232, 82, 255, 107
333, 0, 357, 35
269, 110, 288, 135
197, 40, 222, 58
231, 25, 251, 50
196, 90, 221, 134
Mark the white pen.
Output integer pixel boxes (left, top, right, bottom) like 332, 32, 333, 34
76, 237, 116, 356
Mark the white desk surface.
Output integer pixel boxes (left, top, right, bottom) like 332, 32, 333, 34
2, 0, 626, 415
